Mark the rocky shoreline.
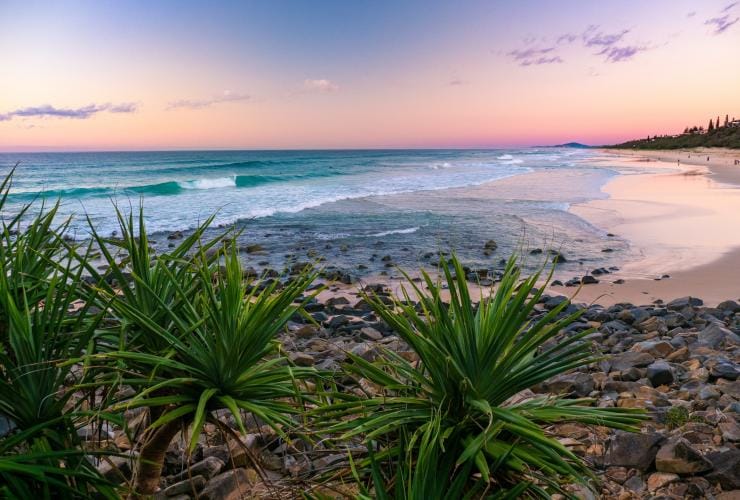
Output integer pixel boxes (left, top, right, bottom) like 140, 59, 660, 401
89, 280, 739, 499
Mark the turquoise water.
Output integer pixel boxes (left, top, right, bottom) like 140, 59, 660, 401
0, 148, 626, 277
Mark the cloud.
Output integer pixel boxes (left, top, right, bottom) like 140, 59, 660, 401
0, 102, 137, 122
303, 79, 339, 92
705, 2, 739, 34
167, 90, 250, 110
556, 33, 578, 44
600, 45, 646, 62
582, 25, 630, 49
507, 24, 651, 68
687, 11, 696, 18
448, 78, 468, 86
507, 47, 563, 66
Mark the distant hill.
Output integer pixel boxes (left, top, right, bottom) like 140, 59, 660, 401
611, 122, 740, 150
547, 142, 592, 149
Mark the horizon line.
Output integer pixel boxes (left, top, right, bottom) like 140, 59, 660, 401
0, 143, 596, 155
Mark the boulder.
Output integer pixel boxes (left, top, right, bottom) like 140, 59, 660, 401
706, 449, 740, 490
603, 431, 664, 471
201, 468, 255, 500
655, 438, 712, 474
535, 372, 594, 397
666, 297, 703, 310
169, 456, 225, 483
698, 323, 740, 349
163, 476, 207, 496
646, 361, 674, 387
609, 352, 655, 372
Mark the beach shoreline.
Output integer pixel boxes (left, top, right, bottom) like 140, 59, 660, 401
562, 148, 740, 306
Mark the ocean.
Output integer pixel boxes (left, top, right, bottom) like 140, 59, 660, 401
0, 148, 631, 279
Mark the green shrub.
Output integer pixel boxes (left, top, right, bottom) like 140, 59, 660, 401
316, 255, 647, 498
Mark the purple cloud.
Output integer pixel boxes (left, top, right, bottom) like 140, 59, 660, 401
556, 33, 578, 44
687, 11, 697, 18
507, 47, 563, 66
0, 103, 137, 121
448, 78, 468, 86
703, 2, 739, 34
582, 25, 630, 48
601, 45, 646, 62
167, 91, 250, 110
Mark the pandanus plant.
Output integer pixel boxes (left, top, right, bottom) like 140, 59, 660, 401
317, 256, 647, 498
83, 208, 318, 496
0, 170, 118, 498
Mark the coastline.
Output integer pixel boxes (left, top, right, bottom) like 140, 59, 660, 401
565, 148, 740, 306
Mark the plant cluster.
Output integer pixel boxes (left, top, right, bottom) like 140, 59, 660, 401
0, 169, 646, 499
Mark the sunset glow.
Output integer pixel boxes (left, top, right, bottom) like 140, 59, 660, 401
1, 0, 739, 151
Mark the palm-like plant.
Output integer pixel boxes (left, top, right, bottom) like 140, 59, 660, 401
318, 256, 647, 498
0, 170, 118, 498
85, 210, 319, 495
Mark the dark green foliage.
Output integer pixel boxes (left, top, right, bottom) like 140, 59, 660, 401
612, 117, 740, 149
314, 255, 646, 498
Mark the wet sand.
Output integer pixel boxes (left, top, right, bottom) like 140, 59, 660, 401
568, 148, 740, 306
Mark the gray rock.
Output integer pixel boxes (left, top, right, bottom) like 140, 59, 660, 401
646, 361, 674, 387
610, 352, 656, 372
698, 323, 740, 349
604, 431, 664, 471
289, 352, 315, 367
705, 449, 740, 490
97, 453, 138, 484
201, 468, 253, 500
163, 475, 206, 496
717, 299, 740, 312
666, 296, 703, 310
711, 361, 739, 380
359, 327, 383, 341
655, 438, 712, 474
169, 456, 224, 482
536, 372, 594, 397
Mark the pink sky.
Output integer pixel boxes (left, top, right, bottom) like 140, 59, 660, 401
1, 0, 739, 151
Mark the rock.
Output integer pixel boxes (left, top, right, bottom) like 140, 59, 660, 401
484, 240, 498, 250
706, 449, 740, 490
294, 324, 319, 339
169, 456, 224, 483
609, 352, 655, 372
646, 361, 674, 387
699, 323, 740, 349
581, 275, 599, 285
647, 472, 679, 491
359, 327, 383, 341
712, 362, 740, 380
655, 438, 712, 474
290, 352, 315, 367
719, 420, 740, 442
536, 372, 594, 397
717, 299, 740, 312
163, 476, 207, 496
603, 431, 664, 471
200, 468, 254, 500
699, 385, 721, 401
97, 453, 137, 483
242, 244, 265, 254
666, 296, 703, 310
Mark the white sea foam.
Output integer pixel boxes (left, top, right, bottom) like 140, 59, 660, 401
369, 227, 420, 237
496, 154, 513, 160
179, 176, 236, 189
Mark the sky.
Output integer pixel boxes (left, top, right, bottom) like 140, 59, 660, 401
1, 0, 739, 151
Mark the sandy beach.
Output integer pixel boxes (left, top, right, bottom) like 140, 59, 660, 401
566, 148, 740, 306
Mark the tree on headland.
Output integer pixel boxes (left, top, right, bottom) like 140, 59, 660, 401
726, 114, 730, 127
708, 119, 714, 132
